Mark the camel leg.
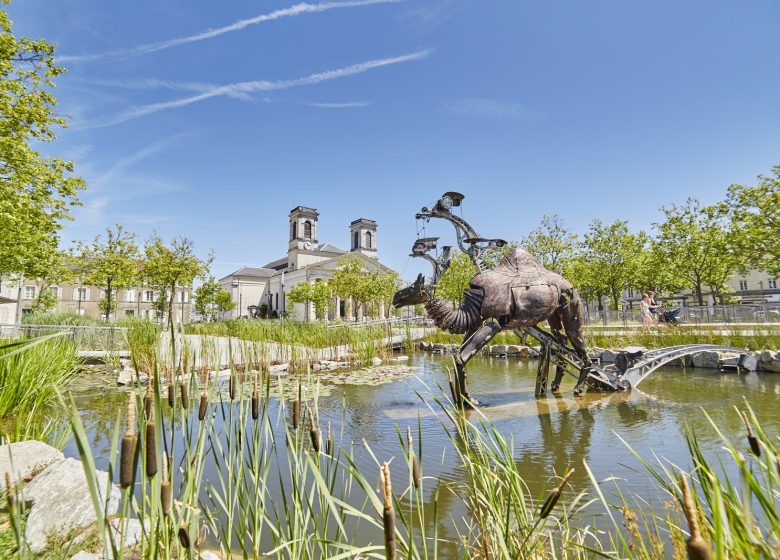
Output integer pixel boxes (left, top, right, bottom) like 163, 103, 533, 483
454, 320, 503, 407
535, 342, 551, 398
560, 291, 593, 396
546, 314, 568, 394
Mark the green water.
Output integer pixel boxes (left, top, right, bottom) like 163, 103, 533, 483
64, 353, 780, 553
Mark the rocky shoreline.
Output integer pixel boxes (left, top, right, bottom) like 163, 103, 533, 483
416, 341, 780, 372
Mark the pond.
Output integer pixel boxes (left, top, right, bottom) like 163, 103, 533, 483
63, 353, 780, 554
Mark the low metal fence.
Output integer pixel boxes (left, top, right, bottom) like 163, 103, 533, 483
0, 324, 129, 351
583, 304, 780, 327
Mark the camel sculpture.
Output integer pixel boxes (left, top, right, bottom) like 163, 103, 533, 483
392, 193, 593, 406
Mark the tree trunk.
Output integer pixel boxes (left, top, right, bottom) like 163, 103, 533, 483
106, 279, 113, 322
695, 280, 704, 306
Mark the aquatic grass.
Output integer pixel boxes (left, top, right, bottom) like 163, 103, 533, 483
0, 334, 80, 417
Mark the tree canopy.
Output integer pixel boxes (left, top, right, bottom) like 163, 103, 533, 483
521, 214, 578, 274
0, 5, 84, 275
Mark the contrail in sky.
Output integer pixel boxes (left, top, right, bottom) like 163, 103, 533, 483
88, 49, 431, 128
60, 0, 404, 63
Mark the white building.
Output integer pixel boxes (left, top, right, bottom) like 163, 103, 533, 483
219, 207, 394, 321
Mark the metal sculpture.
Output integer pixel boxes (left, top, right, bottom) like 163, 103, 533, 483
393, 193, 593, 406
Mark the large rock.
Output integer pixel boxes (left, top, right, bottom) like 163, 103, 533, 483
269, 363, 289, 375
24, 458, 121, 553
691, 351, 720, 369
371, 356, 383, 366
490, 345, 508, 356
758, 350, 780, 372
0, 441, 64, 487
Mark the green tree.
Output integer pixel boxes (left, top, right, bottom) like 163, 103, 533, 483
0, 6, 85, 275
722, 166, 780, 278
521, 214, 578, 274
653, 198, 739, 306
29, 248, 75, 312
78, 225, 139, 321
330, 255, 399, 318
215, 289, 235, 318
579, 219, 648, 310
194, 275, 232, 322
143, 235, 207, 329
435, 251, 478, 305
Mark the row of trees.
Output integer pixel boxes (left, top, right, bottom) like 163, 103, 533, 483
26, 225, 217, 329
287, 255, 401, 320
437, 167, 780, 309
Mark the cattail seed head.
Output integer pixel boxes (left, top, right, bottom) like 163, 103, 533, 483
407, 426, 421, 489
121, 396, 138, 486
179, 380, 190, 410
198, 393, 207, 421
380, 462, 397, 560
292, 398, 300, 429
167, 381, 174, 408
325, 422, 332, 456
539, 468, 574, 519
145, 412, 157, 478
161, 452, 171, 516
741, 411, 761, 458
229, 373, 236, 401
178, 525, 191, 549
144, 380, 153, 418
679, 471, 712, 560
307, 404, 320, 453
252, 391, 259, 421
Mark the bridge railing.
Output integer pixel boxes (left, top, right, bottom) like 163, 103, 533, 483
583, 303, 780, 326
0, 323, 129, 351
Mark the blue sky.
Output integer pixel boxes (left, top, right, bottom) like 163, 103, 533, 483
9, 0, 780, 280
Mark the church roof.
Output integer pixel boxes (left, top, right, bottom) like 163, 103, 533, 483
318, 242, 345, 254
226, 266, 276, 278
262, 257, 288, 270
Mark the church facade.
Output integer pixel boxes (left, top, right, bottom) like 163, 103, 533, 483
218, 206, 395, 321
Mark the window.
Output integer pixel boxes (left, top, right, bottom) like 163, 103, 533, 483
769, 278, 778, 289
74, 287, 88, 301
292, 222, 297, 240
21, 308, 32, 316
125, 310, 134, 317
739, 280, 748, 291
353, 231, 359, 249
365, 231, 372, 249
48, 286, 59, 299
24, 286, 35, 299
126, 290, 135, 303
275, 292, 278, 309
144, 290, 156, 303
304, 220, 312, 239
178, 291, 188, 303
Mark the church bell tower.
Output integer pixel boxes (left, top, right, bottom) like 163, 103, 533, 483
288, 206, 319, 269
349, 218, 377, 259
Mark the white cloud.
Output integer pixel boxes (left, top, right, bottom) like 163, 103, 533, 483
60, 0, 404, 63
87, 50, 431, 128
440, 98, 544, 122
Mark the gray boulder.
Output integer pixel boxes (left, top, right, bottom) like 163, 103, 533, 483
0, 440, 64, 487
490, 345, 507, 356
758, 350, 780, 372
24, 458, 121, 553
691, 351, 720, 369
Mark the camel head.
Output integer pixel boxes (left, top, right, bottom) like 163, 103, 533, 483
392, 273, 430, 308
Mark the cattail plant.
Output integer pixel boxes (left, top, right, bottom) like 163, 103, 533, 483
251, 371, 259, 420
292, 382, 301, 429
741, 410, 761, 457
146, 407, 158, 478
446, 367, 459, 406
407, 426, 421, 489
120, 393, 137, 489
167, 378, 175, 408
198, 375, 208, 421
307, 402, 321, 453
178, 524, 191, 549
144, 376, 153, 418
160, 451, 172, 515
379, 462, 397, 560
679, 471, 713, 560
180, 377, 189, 410
325, 421, 332, 456
539, 468, 574, 519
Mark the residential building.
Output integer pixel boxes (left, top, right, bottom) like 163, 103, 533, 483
219, 207, 394, 321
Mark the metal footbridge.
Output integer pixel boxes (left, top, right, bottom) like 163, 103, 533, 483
523, 326, 754, 395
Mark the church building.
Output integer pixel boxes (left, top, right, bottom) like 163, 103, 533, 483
218, 206, 395, 321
